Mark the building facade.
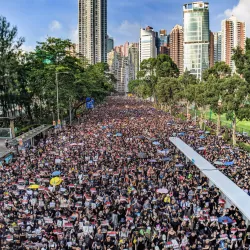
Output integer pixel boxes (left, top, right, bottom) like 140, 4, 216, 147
139, 26, 158, 66
123, 42, 129, 57
221, 16, 246, 73
213, 32, 222, 63
158, 29, 170, 55
78, 0, 107, 64
209, 31, 214, 67
107, 50, 129, 94
128, 43, 139, 81
183, 2, 210, 79
170, 25, 184, 74
107, 36, 114, 53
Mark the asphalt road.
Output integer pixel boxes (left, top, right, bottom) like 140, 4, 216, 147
0, 139, 8, 155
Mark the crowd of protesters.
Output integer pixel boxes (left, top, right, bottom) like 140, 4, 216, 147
0, 97, 250, 250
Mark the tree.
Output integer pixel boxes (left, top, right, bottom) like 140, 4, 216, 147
232, 38, 250, 84
0, 16, 24, 117
202, 62, 231, 81
0, 16, 115, 126
23, 38, 114, 123
155, 54, 179, 78
202, 62, 232, 135
155, 77, 181, 114
221, 75, 250, 145
128, 79, 142, 94
137, 55, 179, 101
203, 76, 225, 135
186, 82, 207, 128
178, 71, 198, 119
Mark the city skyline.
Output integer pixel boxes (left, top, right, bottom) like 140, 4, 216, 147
0, 0, 249, 51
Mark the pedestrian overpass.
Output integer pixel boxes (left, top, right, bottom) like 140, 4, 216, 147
170, 137, 250, 225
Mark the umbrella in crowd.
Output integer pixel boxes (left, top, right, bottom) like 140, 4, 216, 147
28, 184, 40, 189
152, 141, 161, 146
218, 216, 234, 224
115, 133, 122, 137
224, 161, 234, 166
50, 177, 63, 186
51, 170, 61, 176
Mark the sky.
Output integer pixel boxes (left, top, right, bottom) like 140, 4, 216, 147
0, 0, 249, 51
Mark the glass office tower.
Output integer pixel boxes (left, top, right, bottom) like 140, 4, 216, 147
183, 2, 209, 80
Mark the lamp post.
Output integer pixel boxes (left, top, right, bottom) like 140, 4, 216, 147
217, 97, 222, 136
55, 71, 74, 126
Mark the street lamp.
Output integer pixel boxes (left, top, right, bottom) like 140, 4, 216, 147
55, 71, 74, 125
217, 96, 222, 136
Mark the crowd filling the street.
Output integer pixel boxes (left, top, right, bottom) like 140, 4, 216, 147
1, 97, 250, 250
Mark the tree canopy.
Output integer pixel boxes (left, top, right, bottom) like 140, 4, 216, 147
0, 16, 115, 126
232, 38, 250, 84
129, 54, 179, 100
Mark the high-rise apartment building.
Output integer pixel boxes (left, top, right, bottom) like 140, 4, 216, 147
139, 26, 158, 66
213, 32, 222, 63
128, 43, 139, 81
114, 45, 123, 55
221, 16, 246, 73
124, 42, 129, 57
170, 25, 184, 74
158, 29, 170, 55
107, 36, 114, 53
78, 0, 107, 64
107, 50, 129, 94
209, 31, 214, 67
183, 2, 210, 79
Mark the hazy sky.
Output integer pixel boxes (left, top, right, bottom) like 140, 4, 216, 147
0, 0, 249, 51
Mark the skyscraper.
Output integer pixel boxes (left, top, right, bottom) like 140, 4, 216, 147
128, 43, 139, 81
107, 36, 114, 53
209, 31, 214, 67
124, 42, 129, 57
139, 26, 158, 65
158, 29, 170, 55
183, 2, 210, 79
170, 25, 184, 74
213, 32, 222, 63
78, 0, 107, 64
221, 16, 246, 73
107, 50, 129, 94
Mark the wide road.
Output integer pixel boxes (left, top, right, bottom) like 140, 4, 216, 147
0, 97, 248, 249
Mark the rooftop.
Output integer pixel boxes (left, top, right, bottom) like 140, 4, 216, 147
170, 137, 250, 221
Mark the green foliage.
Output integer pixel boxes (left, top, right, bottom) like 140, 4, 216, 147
155, 77, 181, 107
0, 16, 25, 117
155, 54, 179, 78
0, 16, 115, 125
176, 113, 186, 121
221, 75, 250, 121
232, 38, 250, 84
238, 142, 250, 153
178, 71, 198, 103
202, 62, 231, 81
128, 79, 141, 93
137, 55, 179, 101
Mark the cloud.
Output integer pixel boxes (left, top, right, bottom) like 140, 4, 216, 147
224, 0, 250, 37
111, 20, 140, 45
49, 20, 62, 32
21, 44, 35, 52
